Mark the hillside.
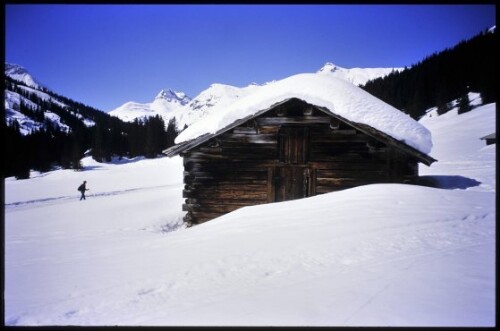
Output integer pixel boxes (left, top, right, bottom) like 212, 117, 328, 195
4, 67, 179, 178
4, 99, 495, 326
4, 72, 97, 135
5, 62, 41, 88
361, 28, 496, 119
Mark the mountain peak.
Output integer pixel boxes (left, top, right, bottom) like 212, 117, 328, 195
5, 63, 41, 88
155, 89, 190, 105
317, 62, 344, 74
315, 61, 404, 86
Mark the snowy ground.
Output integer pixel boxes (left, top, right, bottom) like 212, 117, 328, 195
4, 103, 495, 326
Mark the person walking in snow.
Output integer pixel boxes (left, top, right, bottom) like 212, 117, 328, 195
78, 180, 89, 201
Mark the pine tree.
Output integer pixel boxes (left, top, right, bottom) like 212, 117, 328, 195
361, 29, 495, 119
91, 124, 106, 162
165, 117, 179, 148
457, 93, 472, 114
436, 102, 450, 116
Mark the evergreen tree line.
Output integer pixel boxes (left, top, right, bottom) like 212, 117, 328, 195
4, 77, 181, 179
361, 28, 495, 119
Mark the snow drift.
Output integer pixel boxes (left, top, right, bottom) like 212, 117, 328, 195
4, 100, 495, 326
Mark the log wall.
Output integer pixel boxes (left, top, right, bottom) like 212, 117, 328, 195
181, 100, 419, 225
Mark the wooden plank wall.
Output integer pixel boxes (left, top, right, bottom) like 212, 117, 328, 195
181, 104, 419, 225
181, 120, 279, 224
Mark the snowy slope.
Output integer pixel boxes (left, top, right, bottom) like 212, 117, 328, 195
176, 83, 262, 129
317, 62, 404, 85
4, 87, 73, 134
5, 90, 46, 135
5, 63, 41, 88
419, 99, 495, 192
108, 83, 263, 129
4, 101, 495, 326
5, 63, 96, 134
108, 89, 190, 125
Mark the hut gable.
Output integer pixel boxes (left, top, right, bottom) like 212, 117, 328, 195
164, 74, 436, 225
174, 73, 434, 156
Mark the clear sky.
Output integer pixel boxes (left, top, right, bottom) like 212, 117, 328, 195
5, 4, 496, 112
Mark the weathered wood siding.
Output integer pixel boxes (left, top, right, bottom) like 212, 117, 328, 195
181, 99, 419, 225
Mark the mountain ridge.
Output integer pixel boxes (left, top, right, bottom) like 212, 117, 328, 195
316, 62, 404, 85
5, 63, 42, 89
108, 62, 401, 128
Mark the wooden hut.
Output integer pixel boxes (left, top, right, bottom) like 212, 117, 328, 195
480, 133, 496, 146
165, 74, 436, 225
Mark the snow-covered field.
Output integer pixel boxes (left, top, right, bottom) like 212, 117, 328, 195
4, 103, 495, 326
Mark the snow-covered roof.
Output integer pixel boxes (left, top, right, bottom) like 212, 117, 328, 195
175, 73, 433, 156
480, 133, 495, 140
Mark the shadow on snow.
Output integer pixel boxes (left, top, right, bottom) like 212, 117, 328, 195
415, 175, 481, 190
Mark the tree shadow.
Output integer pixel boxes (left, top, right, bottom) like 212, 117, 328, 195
415, 175, 481, 190
80, 165, 105, 171
79, 156, 149, 171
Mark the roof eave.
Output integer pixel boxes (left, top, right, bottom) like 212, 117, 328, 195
163, 99, 437, 166
163, 98, 298, 157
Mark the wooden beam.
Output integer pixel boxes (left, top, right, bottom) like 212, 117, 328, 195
256, 116, 331, 125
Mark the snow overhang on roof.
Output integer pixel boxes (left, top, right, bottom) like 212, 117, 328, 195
164, 73, 436, 165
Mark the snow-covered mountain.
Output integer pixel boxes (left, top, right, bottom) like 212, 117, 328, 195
4, 63, 96, 135
316, 62, 404, 86
109, 82, 266, 129
176, 82, 262, 129
5, 60, 401, 137
108, 88, 191, 124
109, 82, 265, 129
109, 62, 400, 128
155, 89, 190, 105
5, 63, 41, 89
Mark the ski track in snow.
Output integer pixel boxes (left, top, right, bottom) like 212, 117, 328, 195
5, 184, 178, 211
341, 239, 493, 324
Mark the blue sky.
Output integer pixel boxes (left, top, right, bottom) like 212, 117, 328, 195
5, 4, 496, 112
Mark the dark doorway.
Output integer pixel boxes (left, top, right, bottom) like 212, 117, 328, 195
278, 126, 309, 164
274, 126, 311, 202
274, 166, 311, 202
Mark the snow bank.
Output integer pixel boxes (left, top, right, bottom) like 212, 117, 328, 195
4, 103, 495, 326
176, 73, 433, 155
419, 102, 496, 192
4, 180, 494, 326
